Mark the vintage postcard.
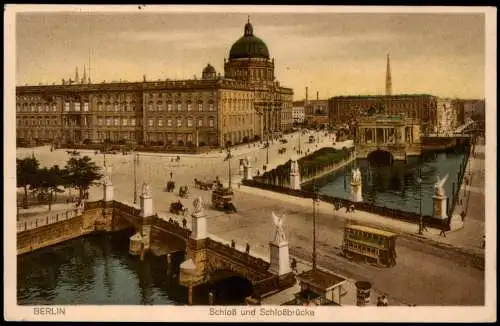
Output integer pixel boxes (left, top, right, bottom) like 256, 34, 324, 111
4, 4, 496, 322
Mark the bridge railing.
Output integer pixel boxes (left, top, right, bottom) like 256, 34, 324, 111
113, 200, 141, 217
153, 215, 192, 239
17, 208, 82, 233
206, 238, 271, 276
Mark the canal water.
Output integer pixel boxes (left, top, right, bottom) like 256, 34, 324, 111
303, 147, 468, 217
18, 231, 251, 305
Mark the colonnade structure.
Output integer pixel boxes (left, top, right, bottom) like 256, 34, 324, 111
354, 114, 422, 163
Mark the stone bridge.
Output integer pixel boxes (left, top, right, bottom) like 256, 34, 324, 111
17, 179, 295, 304
355, 114, 422, 162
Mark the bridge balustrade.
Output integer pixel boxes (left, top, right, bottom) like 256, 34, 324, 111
206, 238, 271, 276
17, 209, 81, 233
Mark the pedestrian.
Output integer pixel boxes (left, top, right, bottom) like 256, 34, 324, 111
182, 217, 187, 229
245, 243, 250, 254
460, 211, 466, 222
170, 171, 173, 179
231, 240, 236, 249
439, 227, 447, 237
350, 204, 355, 213
290, 258, 297, 273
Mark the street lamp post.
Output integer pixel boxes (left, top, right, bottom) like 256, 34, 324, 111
312, 181, 319, 271
225, 147, 233, 190
416, 170, 423, 235
266, 134, 270, 165
133, 152, 139, 204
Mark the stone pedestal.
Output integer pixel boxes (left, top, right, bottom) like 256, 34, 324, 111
350, 182, 363, 202
191, 211, 207, 241
103, 182, 114, 202
140, 194, 153, 218
289, 159, 301, 190
433, 195, 448, 220
244, 165, 253, 180
290, 173, 301, 190
268, 240, 291, 276
129, 232, 143, 256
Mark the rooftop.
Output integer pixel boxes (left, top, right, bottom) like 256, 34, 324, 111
346, 224, 397, 238
296, 268, 346, 292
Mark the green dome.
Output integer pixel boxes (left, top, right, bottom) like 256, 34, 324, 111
229, 21, 269, 60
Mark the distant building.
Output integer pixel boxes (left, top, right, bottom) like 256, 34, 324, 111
15, 19, 294, 149
436, 97, 457, 134
304, 90, 329, 126
463, 99, 485, 122
292, 100, 305, 124
328, 94, 438, 135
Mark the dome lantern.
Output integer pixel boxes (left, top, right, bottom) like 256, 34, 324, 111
228, 18, 270, 60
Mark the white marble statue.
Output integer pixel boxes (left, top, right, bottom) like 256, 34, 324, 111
272, 211, 287, 243
142, 182, 152, 197
290, 159, 299, 175
192, 196, 204, 215
351, 168, 362, 185
435, 174, 448, 197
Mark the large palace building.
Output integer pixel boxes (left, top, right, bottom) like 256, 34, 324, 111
16, 19, 294, 149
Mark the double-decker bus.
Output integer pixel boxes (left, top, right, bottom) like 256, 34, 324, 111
341, 224, 397, 267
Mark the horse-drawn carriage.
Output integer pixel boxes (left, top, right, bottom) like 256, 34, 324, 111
194, 178, 216, 191
278, 147, 287, 154
169, 201, 188, 215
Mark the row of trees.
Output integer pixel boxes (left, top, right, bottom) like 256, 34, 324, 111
16, 152, 102, 211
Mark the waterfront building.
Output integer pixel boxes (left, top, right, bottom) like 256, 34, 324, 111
15, 19, 293, 149
328, 94, 438, 135
328, 55, 438, 135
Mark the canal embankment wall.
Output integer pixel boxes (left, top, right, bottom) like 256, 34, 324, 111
17, 210, 96, 255
241, 179, 449, 230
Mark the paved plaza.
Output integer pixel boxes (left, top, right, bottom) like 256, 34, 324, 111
15, 132, 486, 306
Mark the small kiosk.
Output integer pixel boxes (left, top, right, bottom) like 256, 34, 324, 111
293, 269, 347, 306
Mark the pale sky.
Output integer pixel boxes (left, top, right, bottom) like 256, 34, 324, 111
15, 9, 486, 99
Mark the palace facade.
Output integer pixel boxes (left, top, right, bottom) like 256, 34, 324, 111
328, 94, 438, 135
16, 19, 294, 149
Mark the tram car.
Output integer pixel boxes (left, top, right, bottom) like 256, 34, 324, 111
341, 224, 397, 267
211, 187, 236, 213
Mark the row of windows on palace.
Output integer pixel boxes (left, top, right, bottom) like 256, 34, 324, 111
17, 117, 216, 128
16, 101, 217, 113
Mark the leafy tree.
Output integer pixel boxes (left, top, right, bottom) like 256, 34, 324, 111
16, 156, 40, 208
64, 152, 102, 201
30, 165, 66, 211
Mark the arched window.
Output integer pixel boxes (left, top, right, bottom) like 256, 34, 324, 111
176, 117, 182, 127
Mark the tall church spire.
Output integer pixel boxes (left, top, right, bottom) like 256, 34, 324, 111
385, 53, 392, 96
75, 66, 79, 85
83, 64, 87, 84
244, 16, 253, 36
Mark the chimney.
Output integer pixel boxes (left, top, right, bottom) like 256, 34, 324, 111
305, 87, 309, 102
316, 91, 319, 101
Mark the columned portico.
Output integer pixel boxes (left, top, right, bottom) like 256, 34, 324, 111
355, 115, 422, 161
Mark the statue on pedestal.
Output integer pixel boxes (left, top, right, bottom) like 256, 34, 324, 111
192, 196, 204, 216
141, 182, 152, 197
271, 211, 287, 243
351, 168, 362, 185
434, 174, 448, 197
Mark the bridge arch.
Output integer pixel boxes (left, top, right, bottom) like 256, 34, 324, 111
367, 149, 394, 167
203, 268, 254, 304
